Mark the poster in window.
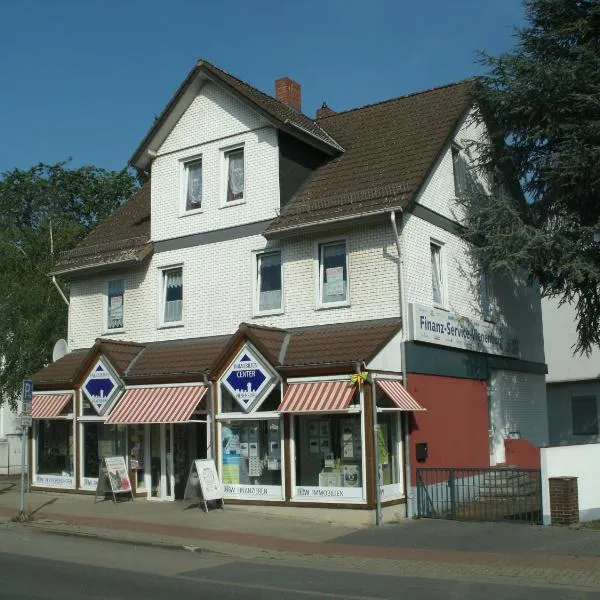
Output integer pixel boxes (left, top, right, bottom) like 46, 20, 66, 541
309, 439, 319, 454
308, 422, 319, 437
325, 267, 344, 296
320, 439, 331, 453
319, 421, 330, 437
110, 296, 123, 309
240, 442, 249, 457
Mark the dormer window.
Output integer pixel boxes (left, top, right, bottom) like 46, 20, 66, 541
184, 158, 203, 211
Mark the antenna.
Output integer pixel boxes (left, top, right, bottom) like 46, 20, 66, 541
52, 339, 69, 362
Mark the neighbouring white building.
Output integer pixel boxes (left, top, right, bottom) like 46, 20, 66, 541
543, 297, 600, 446
29, 61, 548, 519
0, 402, 25, 475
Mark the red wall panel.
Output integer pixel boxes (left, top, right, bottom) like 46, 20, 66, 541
407, 374, 489, 485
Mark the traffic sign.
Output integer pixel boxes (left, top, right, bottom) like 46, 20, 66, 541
22, 379, 33, 404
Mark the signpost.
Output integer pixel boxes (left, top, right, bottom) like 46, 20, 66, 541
19, 379, 33, 521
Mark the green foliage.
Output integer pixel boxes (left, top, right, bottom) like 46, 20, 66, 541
461, 0, 600, 354
0, 162, 137, 408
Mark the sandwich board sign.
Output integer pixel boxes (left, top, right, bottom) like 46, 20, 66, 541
94, 456, 134, 504
183, 458, 224, 513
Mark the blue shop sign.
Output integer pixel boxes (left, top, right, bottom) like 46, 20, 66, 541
82, 359, 121, 415
222, 346, 276, 412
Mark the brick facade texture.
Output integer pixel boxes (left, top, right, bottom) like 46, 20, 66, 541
549, 476, 579, 525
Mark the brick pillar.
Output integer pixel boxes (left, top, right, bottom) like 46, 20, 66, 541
549, 476, 579, 525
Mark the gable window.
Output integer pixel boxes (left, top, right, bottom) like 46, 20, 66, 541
184, 158, 203, 211
257, 251, 282, 313
452, 144, 474, 197
107, 279, 124, 330
430, 242, 445, 307
572, 396, 599, 436
162, 267, 183, 323
225, 147, 244, 202
319, 241, 348, 305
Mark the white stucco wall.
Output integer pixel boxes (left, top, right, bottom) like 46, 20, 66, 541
542, 296, 600, 383
0, 403, 25, 475
541, 443, 600, 524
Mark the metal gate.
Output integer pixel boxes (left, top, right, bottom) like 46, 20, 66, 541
416, 467, 542, 524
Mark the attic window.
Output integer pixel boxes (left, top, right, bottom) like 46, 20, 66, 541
225, 147, 245, 203
184, 158, 203, 211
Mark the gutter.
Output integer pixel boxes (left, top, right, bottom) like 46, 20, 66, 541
390, 209, 413, 519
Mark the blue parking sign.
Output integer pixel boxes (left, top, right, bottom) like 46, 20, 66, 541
22, 379, 33, 405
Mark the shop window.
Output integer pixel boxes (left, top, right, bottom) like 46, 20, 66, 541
572, 396, 599, 435
221, 419, 282, 488
107, 279, 124, 330
295, 415, 363, 493
318, 240, 348, 306
82, 423, 127, 481
36, 420, 73, 476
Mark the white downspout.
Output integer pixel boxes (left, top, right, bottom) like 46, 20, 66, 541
390, 210, 414, 518
51, 276, 70, 307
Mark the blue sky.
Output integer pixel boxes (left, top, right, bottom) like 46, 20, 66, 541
0, 1, 525, 175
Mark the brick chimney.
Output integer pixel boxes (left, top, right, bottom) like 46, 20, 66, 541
275, 77, 301, 111
316, 102, 336, 120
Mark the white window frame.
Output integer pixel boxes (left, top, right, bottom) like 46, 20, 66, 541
315, 238, 350, 309
105, 278, 125, 332
253, 249, 284, 317
180, 154, 204, 215
430, 240, 447, 309
221, 143, 246, 207
158, 265, 184, 328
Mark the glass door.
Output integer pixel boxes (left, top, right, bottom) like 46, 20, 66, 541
148, 424, 174, 500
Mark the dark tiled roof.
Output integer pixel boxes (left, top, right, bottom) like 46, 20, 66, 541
31, 349, 89, 389
51, 183, 152, 276
283, 318, 401, 367
125, 335, 231, 380
97, 340, 145, 376
266, 81, 474, 234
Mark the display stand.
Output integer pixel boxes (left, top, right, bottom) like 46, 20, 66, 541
183, 458, 224, 513
94, 456, 134, 504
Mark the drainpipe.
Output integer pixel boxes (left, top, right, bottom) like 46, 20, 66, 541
390, 210, 413, 518
51, 276, 69, 307
203, 373, 215, 460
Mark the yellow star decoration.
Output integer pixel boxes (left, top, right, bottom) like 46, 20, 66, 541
350, 371, 369, 387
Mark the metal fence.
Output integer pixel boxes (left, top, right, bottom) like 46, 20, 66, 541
416, 467, 542, 524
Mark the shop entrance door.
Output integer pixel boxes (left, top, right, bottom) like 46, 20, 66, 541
148, 424, 174, 500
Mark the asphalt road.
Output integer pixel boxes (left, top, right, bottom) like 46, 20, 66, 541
0, 527, 598, 600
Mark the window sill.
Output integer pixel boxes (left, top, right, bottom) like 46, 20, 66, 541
253, 309, 284, 318
179, 207, 203, 217
316, 301, 350, 311
219, 198, 246, 209
102, 328, 125, 336
157, 321, 184, 330
433, 303, 449, 312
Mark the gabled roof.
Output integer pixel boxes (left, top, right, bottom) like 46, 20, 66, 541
265, 80, 474, 235
51, 183, 152, 278
130, 60, 342, 171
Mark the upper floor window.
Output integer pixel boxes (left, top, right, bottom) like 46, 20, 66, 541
256, 251, 282, 314
107, 279, 124, 330
572, 396, 599, 436
480, 271, 492, 321
430, 242, 445, 307
452, 144, 474, 197
224, 147, 245, 203
161, 267, 183, 324
319, 240, 348, 306
184, 158, 203, 211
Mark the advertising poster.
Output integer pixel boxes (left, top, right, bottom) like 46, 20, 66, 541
222, 454, 240, 484
104, 456, 131, 492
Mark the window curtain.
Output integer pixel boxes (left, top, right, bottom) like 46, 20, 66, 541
227, 150, 244, 201
187, 161, 202, 209
107, 279, 124, 329
164, 269, 183, 322
431, 245, 443, 305
258, 252, 282, 311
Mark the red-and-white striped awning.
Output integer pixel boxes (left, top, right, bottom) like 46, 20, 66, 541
31, 393, 73, 419
106, 385, 208, 424
278, 380, 356, 413
375, 380, 425, 411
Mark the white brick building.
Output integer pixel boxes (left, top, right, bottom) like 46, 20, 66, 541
31, 62, 547, 520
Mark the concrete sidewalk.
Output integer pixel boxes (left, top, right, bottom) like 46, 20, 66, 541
2, 477, 600, 592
